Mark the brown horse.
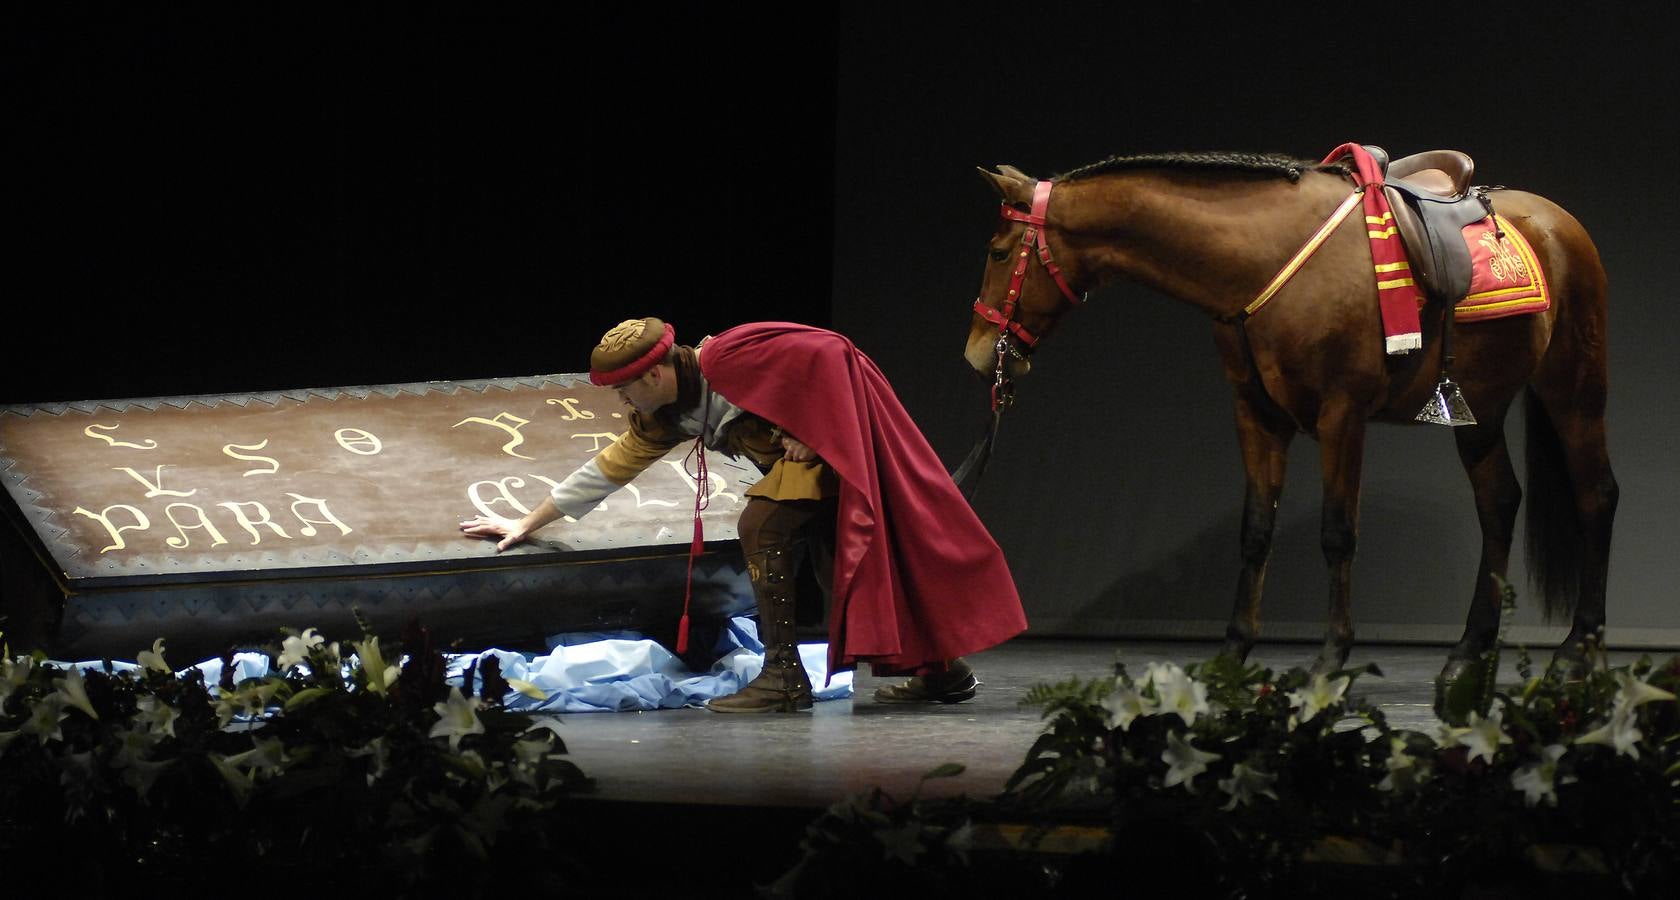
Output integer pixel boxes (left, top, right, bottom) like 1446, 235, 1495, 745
965, 152, 1616, 685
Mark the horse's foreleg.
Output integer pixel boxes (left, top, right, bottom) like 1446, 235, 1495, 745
1221, 390, 1294, 663
1439, 413, 1521, 688
1315, 401, 1367, 672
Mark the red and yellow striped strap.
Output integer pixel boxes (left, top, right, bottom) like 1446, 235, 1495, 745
1238, 188, 1364, 319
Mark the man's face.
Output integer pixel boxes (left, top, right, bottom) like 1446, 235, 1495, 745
614, 365, 672, 414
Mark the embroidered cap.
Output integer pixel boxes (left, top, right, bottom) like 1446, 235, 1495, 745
589, 318, 676, 386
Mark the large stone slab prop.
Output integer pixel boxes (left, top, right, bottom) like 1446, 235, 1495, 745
0, 375, 760, 660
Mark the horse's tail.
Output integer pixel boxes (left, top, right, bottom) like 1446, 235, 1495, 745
1523, 387, 1582, 622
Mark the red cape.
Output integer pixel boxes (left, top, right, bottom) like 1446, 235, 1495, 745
699, 322, 1027, 675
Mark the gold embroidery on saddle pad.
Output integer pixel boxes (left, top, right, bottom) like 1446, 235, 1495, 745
1455, 214, 1550, 321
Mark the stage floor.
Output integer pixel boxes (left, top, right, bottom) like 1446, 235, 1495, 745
552, 636, 1639, 812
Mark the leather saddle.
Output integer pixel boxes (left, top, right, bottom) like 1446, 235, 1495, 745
1363, 145, 1493, 302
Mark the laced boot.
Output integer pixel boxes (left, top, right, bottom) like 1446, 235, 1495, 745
872, 657, 979, 705
709, 545, 814, 713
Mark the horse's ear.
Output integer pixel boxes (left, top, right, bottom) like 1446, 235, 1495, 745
976, 166, 1033, 208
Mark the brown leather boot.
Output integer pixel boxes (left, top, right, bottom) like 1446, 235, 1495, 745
709, 545, 814, 713
872, 657, 979, 704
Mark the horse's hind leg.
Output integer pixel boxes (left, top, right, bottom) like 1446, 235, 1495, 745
1221, 389, 1294, 662
1529, 384, 1618, 674
1438, 409, 1522, 690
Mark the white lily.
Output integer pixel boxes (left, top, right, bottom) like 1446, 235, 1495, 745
513, 737, 555, 768
136, 638, 171, 674
1218, 762, 1279, 810
1286, 673, 1350, 729
1161, 729, 1221, 791
134, 694, 178, 737
1101, 682, 1156, 731
224, 736, 288, 775
0, 655, 34, 706
430, 687, 485, 750
1575, 702, 1645, 759
1452, 707, 1513, 764
21, 695, 65, 743
1511, 743, 1575, 807
208, 753, 254, 808
110, 726, 162, 769
277, 628, 325, 672
212, 679, 283, 728
51, 666, 100, 721
874, 823, 925, 865
1377, 735, 1427, 792
1613, 670, 1677, 709
1153, 666, 1211, 727
352, 636, 401, 696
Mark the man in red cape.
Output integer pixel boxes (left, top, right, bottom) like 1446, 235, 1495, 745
461, 318, 1027, 713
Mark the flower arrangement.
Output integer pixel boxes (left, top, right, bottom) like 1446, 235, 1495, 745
0, 618, 590, 890
774, 587, 1680, 898
1003, 642, 1679, 892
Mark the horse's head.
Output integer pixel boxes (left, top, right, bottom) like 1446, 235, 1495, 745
965, 165, 1089, 382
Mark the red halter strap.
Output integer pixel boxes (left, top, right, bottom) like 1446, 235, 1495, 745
971, 179, 1085, 347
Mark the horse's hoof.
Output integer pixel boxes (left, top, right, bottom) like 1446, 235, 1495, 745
1434, 656, 1484, 723
1310, 644, 1351, 675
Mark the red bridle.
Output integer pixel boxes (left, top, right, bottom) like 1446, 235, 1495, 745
971, 179, 1086, 409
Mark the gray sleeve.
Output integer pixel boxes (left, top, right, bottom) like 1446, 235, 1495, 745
549, 459, 618, 521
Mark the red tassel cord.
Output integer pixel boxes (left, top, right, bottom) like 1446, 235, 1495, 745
676, 435, 711, 654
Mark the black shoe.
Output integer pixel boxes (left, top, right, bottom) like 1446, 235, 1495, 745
872, 659, 979, 704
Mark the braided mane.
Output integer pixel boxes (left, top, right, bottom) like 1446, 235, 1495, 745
1056, 151, 1347, 183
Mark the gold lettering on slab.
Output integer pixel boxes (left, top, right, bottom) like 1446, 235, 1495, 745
452, 412, 536, 460
115, 465, 197, 498
334, 428, 384, 456
84, 424, 157, 450
71, 504, 151, 553
285, 493, 353, 538
545, 397, 596, 420
223, 440, 280, 476
163, 503, 230, 550
217, 501, 292, 544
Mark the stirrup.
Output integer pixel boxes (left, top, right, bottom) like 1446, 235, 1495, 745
1415, 374, 1477, 426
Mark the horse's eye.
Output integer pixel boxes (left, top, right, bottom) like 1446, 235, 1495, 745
989, 248, 1009, 262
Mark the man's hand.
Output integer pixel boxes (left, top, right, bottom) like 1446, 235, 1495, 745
460, 497, 564, 552
459, 514, 533, 552
780, 432, 816, 462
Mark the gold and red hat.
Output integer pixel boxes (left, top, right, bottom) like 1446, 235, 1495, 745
588, 317, 676, 386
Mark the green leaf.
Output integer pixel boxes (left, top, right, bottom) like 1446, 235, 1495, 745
283, 687, 333, 711
921, 763, 966, 781
505, 677, 547, 700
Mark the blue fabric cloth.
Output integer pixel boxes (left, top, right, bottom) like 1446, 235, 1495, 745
449, 616, 852, 712
51, 618, 853, 713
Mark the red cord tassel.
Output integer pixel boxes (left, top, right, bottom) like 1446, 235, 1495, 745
676, 436, 710, 655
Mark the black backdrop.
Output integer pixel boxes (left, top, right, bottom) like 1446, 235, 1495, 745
4, 5, 834, 403
6, 5, 1677, 646
831, 6, 1679, 646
